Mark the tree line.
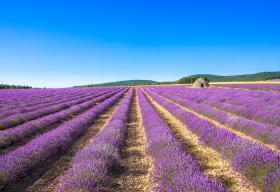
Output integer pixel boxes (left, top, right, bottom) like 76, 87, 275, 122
0, 84, 32, 89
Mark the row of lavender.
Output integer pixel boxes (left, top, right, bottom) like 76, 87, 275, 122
213, 83, 280, 91
0, 89, 67, 104
0, 87, 107, 106
0, 88, 127, 190
0, 89, 112, 119
151, 85, 280, 127
208, 87, 279, 126
137, 88, 227, 192
148, 86, 280, 148
0, 88, 123, 151
144, 87, 280, 191
0, 87, 117, 116
0, 87, 113, 111
0, 89, 86, 109
0, 88, 121, 129
58, 88, 133, 191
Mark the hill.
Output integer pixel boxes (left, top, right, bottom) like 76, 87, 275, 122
85, 80, 158, 87
79, 71, 280, 87
176, 71, 280, 84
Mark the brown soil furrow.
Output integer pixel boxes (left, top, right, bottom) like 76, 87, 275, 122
151, 89, 280, 153
142, 88, 260, 192
6, 93, 126, 192
101, 90, 153, 192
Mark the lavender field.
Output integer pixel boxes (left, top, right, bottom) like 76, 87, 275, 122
0, 85, 279, 192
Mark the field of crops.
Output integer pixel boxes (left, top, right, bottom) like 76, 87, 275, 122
0, 85, 279, 192
213, 83, 280, 91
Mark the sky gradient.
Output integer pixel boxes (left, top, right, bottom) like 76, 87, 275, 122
0, 0, 280, 87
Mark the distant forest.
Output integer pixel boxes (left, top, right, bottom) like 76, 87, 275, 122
0, 84, 32, 89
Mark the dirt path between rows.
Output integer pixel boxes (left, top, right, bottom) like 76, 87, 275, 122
4, 93, 126, 192
142, 89, 259, 192
101, 91, 153, 192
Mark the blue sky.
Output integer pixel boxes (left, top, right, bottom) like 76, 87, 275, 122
0, 0, 279, 87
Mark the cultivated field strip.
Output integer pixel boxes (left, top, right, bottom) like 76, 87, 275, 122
24, 89, 129, 192
0, 85, 279, 191
0, 90, 91, 113
148, 87, 280, 150
103, 90, 153, 192
56, 88, 134, 191
142, 88, 258, 192
168, 86, 280, 129
0, 87, 107, 100
0, 89, 113, 119
0, 88, 103, 109
160, 86, 280, 127
137, 88, 227, 191
0, 88, 122, 129
0, 88, 117, 116
0, 88, 128, 191
0, 88, 124, 155
0, 89, 64, 105
213, 83, 280, 91
143, 87, 280, 192
0, 88, 121, 126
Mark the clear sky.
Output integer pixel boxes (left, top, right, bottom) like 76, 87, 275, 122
0, 0, 279, 88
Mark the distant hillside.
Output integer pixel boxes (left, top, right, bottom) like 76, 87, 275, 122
79, 71, 280, 87
176, 71, 280, 84
85, 80, 158, 87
